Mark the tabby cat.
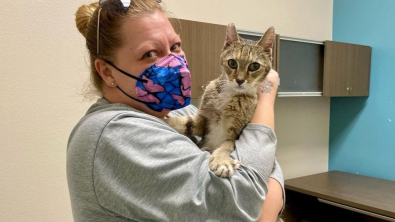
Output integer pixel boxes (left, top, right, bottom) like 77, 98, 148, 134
165, 24, 275, 178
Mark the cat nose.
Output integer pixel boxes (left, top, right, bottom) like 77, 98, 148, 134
236, 79, 245, 86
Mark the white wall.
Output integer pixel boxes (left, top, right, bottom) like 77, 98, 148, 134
164, 0, 332, 41
0, 0, 332, 221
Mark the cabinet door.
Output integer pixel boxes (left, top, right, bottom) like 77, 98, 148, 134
177, 19, 226, 98
323, 41, 372, 97
277, 37, 324, 95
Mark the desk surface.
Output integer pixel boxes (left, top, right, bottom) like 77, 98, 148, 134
285, 171, 395, 218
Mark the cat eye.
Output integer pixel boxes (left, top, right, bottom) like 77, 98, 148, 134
228, 59, 238, 69
248, 63, 260, 72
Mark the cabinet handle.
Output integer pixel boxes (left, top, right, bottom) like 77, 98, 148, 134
318, 198, 395, 221
201, 85, 206, 91
347, 87, 353, 91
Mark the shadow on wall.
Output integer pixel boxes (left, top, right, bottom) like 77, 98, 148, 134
329, 97, 368, 150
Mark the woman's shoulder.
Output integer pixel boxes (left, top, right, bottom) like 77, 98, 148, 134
87, 99, 170, 129
69, 98, 172, 146
83, 97, 198, 123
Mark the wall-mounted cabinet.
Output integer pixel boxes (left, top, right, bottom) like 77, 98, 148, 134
177, 19, 226, 98
323, 41, 372, 97
177, 19, 372, 98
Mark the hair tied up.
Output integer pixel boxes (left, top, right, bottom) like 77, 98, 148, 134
75, 2, 99, 38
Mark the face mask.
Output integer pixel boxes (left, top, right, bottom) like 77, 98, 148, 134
105, 54, 191, 112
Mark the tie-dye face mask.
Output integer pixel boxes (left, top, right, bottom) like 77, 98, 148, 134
105, 54, 191, 112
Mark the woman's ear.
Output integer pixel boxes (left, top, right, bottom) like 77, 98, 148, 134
95, 59, 116, 87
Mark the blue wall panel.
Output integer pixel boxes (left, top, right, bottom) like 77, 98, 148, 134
331, 0, 395, 181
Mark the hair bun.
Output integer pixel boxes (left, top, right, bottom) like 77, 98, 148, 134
75, 2, 99, 38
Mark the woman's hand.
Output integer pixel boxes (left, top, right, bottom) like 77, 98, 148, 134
250, 69, 279, 130
257, 69, 279, 100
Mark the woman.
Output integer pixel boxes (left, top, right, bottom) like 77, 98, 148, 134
68, 0, 284, 221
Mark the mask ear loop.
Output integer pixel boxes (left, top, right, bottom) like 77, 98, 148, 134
104, 60, 148, 83
97, 8, 102, 58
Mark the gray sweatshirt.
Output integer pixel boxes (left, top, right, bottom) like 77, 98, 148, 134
67, 98, 284, 222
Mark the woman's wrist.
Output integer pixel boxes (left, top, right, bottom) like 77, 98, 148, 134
250, 69, 278, 130
257, 69, 279, 103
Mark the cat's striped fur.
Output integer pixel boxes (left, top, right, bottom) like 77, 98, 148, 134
165, 24, 275, 178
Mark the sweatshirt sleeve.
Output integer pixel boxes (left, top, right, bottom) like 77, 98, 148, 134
93, 112, 277, 222
271, 159, 286, 214
173, 105, 285, 213
233, 123, 277, 181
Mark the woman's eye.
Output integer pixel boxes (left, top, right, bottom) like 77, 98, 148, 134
228, 59, 238, 69
170, 43, 181, 51
144, 51, 157, 58
248, 62, 260, 71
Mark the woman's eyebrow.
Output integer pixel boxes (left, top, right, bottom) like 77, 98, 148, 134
171, 36, 181, 43
133, 35, 180, 55
133, 41, 158, 53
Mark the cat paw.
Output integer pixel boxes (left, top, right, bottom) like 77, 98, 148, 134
209, 156, 241, 177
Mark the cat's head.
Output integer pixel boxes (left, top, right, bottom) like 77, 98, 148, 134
220, 24, 275, 92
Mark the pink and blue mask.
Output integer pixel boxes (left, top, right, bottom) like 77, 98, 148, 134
105, 54, 191, 112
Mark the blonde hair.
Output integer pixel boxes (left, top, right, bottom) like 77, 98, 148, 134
75, 0, 168, 97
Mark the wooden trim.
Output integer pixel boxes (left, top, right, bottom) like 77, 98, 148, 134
272, 34, 280, 72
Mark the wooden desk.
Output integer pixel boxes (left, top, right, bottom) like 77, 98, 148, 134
282, 171, 395, 222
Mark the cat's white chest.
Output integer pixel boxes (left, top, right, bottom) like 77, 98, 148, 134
204, 122, 226, 152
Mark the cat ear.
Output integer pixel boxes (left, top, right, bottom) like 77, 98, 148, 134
224, 23, 240, 50
256, 26, 275, 53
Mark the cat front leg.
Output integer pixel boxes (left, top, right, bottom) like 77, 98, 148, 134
164, 114, 206, 137
209, 109, 246, 177
209, 140, 241, 177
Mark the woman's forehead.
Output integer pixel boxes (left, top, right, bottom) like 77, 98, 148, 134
120, 10, 177, 47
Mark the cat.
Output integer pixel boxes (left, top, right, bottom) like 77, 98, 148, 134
165, 24, 275, 178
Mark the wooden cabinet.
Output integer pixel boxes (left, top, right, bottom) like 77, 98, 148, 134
177, 19, 226, 98
323, 41, 372, 97
283, 171, 395, 222
176, 19, 372, 98
275, 38, 372, 97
